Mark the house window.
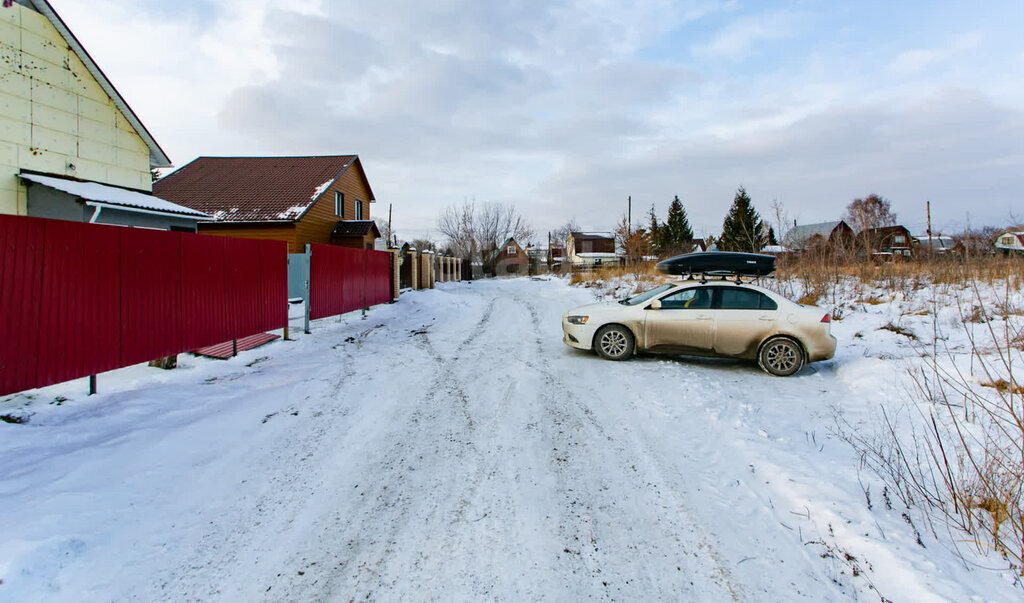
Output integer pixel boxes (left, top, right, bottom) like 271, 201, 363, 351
355, 200, 363, 220
1002, 235, 1015, 246
508, 245, 516, 255
894, 235, 905, 244
335, 191, 344, 217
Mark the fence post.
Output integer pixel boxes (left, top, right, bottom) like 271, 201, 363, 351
89, 375, 97, 395
304, 244, 312, 334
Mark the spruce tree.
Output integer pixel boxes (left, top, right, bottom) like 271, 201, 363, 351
662, 195, 694, 254
719, 186, 767, 252
647, 204, 663, 256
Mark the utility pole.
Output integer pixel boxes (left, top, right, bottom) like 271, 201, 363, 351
926, 200, 933, 254
388, 203, 393, 247
627, 196, 632, 234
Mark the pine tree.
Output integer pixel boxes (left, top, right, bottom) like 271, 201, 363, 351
647, 204, 663, 256
662, 195, 694, 254
767, 226, 778, 246
719, 186, 767, 252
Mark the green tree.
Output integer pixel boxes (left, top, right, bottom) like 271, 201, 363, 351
661, 195, 694, 254
719, 186, 767, 252
647, 204, 664, 255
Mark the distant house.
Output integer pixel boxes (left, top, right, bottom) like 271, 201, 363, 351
1, 1, 207, 231
860, 225, 914, 258
915, 234, 964, 256
154, 155, 379, 252
490, 237, 529, 275
548, 243, 566, 266
567, 231, 619, 267
782, 221, 855, 253
995, 231, 1024, 255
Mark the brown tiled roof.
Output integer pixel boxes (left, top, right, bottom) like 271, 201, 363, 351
331, 220, 381, 237
153, 155, 372, 223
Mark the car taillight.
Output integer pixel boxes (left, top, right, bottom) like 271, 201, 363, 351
821, 314, 830, 323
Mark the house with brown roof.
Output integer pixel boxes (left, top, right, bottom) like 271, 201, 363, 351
781, 221, 855, 254
153, 155, 380, 252
859, 225, 915, 258
567, 231, 620, 268
490, 236, 529, 275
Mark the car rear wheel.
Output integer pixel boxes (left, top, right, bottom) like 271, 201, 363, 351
758, 337, 804, 376
595, 325, 634, 361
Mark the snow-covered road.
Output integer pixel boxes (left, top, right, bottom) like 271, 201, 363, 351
0, 277, 1013, 600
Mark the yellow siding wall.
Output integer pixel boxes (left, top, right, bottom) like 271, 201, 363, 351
0, 4, 152, 215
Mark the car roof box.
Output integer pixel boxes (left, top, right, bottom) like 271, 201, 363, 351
656, 251, 776, 277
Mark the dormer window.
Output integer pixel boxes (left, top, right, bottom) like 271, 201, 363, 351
335, 191, 344, 217
508, 245, 516, 255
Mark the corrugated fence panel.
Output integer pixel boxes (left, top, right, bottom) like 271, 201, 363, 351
257, 240, 289, 332
365, 250, 392, 307
308, 245, 395, 321
36, 219, 122, 389
180, 234, 230, 351
341, 248, 365, 315
0, 215, 46, 396
309, 243, 344, 320
120, 228, 183, 366
1, 216, 292, 396
223, 237, 264, 340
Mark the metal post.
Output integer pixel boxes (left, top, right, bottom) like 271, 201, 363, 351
232, 340, 238, 357
89, 375, 97, 395
304, 244, 312, 334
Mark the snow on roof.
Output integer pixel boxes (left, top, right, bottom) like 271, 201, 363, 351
576, 252, 619, 258
278, 205, 309, 220
19, 173, 209, 218
310, 179, 334, 200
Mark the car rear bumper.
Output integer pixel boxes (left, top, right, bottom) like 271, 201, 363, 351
807, 333, 837, 362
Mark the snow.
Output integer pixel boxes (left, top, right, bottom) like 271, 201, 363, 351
277, 205, 310, 220
1, 276, 1021, 600
311, 179, 334, 200
19, 173, 209, 218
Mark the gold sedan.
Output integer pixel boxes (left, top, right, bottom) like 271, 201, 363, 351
562, 280, 836, 376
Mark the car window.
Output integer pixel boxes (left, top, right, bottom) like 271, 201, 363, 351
717, 287, 777, 310
621, 283, 676, 306
659, 287, 712, 309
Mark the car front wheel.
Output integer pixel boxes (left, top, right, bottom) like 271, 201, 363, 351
594, 325, 634, 361
758, 336, 804, 376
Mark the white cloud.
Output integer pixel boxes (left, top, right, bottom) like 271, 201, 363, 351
691, 11, 800, 59
52, 1, 1024, 242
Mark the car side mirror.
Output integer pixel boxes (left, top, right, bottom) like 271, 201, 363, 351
648, 299, 662, 310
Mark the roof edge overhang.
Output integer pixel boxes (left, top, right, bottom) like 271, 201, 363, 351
29, 0, 172, 168
19, 171, 209, 218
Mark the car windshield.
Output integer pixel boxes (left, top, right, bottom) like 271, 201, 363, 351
620, 283, 677, 306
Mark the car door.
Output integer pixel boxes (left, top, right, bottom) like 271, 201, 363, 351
642, 286, 715, 354
711, 287, 780, 358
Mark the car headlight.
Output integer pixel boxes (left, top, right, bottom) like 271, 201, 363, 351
567, 315, 589, 325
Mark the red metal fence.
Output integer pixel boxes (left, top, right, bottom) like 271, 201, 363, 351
308, 244, 393, 320
0, 215, 287, 396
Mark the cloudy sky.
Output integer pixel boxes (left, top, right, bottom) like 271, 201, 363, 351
56, 0, 1024, 242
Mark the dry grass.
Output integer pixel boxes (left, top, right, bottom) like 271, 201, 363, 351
981, 379, 1024, 396
858, 295, 888, 305
777, 254, 1024, 288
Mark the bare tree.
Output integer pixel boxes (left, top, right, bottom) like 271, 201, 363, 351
373, 217, 394, 247
614, 215, 651, 266
845, 194, 897, 234
551, 218, 582, 249
770, 198, 790, 247
436, 201, 533, 272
